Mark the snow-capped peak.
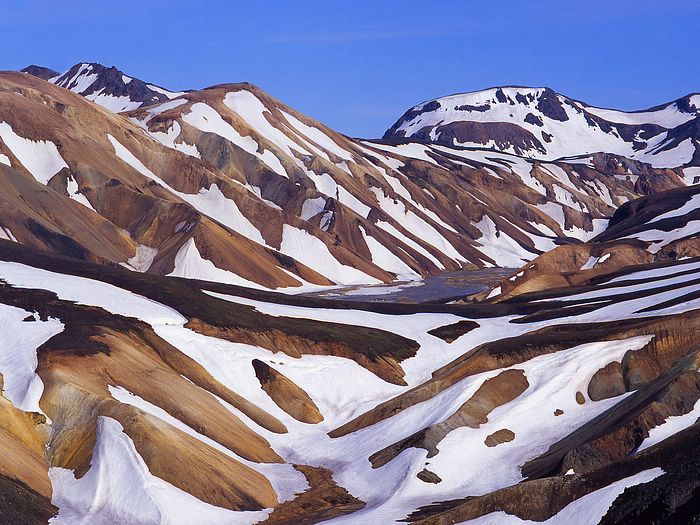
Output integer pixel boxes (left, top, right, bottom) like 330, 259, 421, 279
23, 62, 187, 113
384, 87, 700, 167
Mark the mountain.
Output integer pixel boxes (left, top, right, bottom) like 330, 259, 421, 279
384, 86, 700, 168
23, 62, 186, 112
20, 65, 59, 80
4, 68, 686, 291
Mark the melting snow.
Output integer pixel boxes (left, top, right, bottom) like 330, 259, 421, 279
0, 304, 63, 414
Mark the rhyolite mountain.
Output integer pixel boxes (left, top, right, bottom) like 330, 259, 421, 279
4, 64, 695, 292
1, 62, 700, 524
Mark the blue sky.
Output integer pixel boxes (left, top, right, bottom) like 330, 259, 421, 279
1, 0, 698, 137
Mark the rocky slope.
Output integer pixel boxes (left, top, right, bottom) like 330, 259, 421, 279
384, 86, 700, 168
491, 180, 700, 301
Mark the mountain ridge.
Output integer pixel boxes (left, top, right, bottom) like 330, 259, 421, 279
384, 85, 700, 167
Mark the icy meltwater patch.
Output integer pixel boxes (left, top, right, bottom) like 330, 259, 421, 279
50, 416, 270, 525
0, 122, 68, 184
0, 262, 185, 326
0, 304, 63, 414
458, 468, 664, 525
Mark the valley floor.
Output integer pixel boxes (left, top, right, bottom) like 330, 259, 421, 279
298, 268, 515, 303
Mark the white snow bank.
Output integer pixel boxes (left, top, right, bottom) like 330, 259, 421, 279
0, 304, 63, 414
0, 122, 68, 184
50, 416, 270, 525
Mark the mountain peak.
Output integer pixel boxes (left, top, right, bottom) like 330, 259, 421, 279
20, 65, 59, 81
22, 62, 186, 113
384, 86, 700, 165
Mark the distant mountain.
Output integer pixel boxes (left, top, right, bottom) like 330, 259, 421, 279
22, 62, 186, 112
384, 86, 700, 168
20, 65, 59, 80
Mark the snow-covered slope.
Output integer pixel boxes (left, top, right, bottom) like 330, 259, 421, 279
1, 238, 700, 523
385, 87, 700, 168
23, 62, 186, 112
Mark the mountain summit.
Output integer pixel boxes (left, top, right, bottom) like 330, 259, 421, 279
384, 86, 700, 167
22, 62, 186, 112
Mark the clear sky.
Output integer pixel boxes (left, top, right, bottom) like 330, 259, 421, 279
1, 0, 698, 137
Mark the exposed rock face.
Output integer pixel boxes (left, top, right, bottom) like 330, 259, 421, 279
20, 65, 59, 81
484, 429, 515, 447
417, 469, 442, 484
368, 369, 528, 466
427, 320, 479, 342
589, 361, 626, 401
2, 236, 700, 522
0, 475, 56, 525
485, 181, 700, 302
260, 465, 365, 524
